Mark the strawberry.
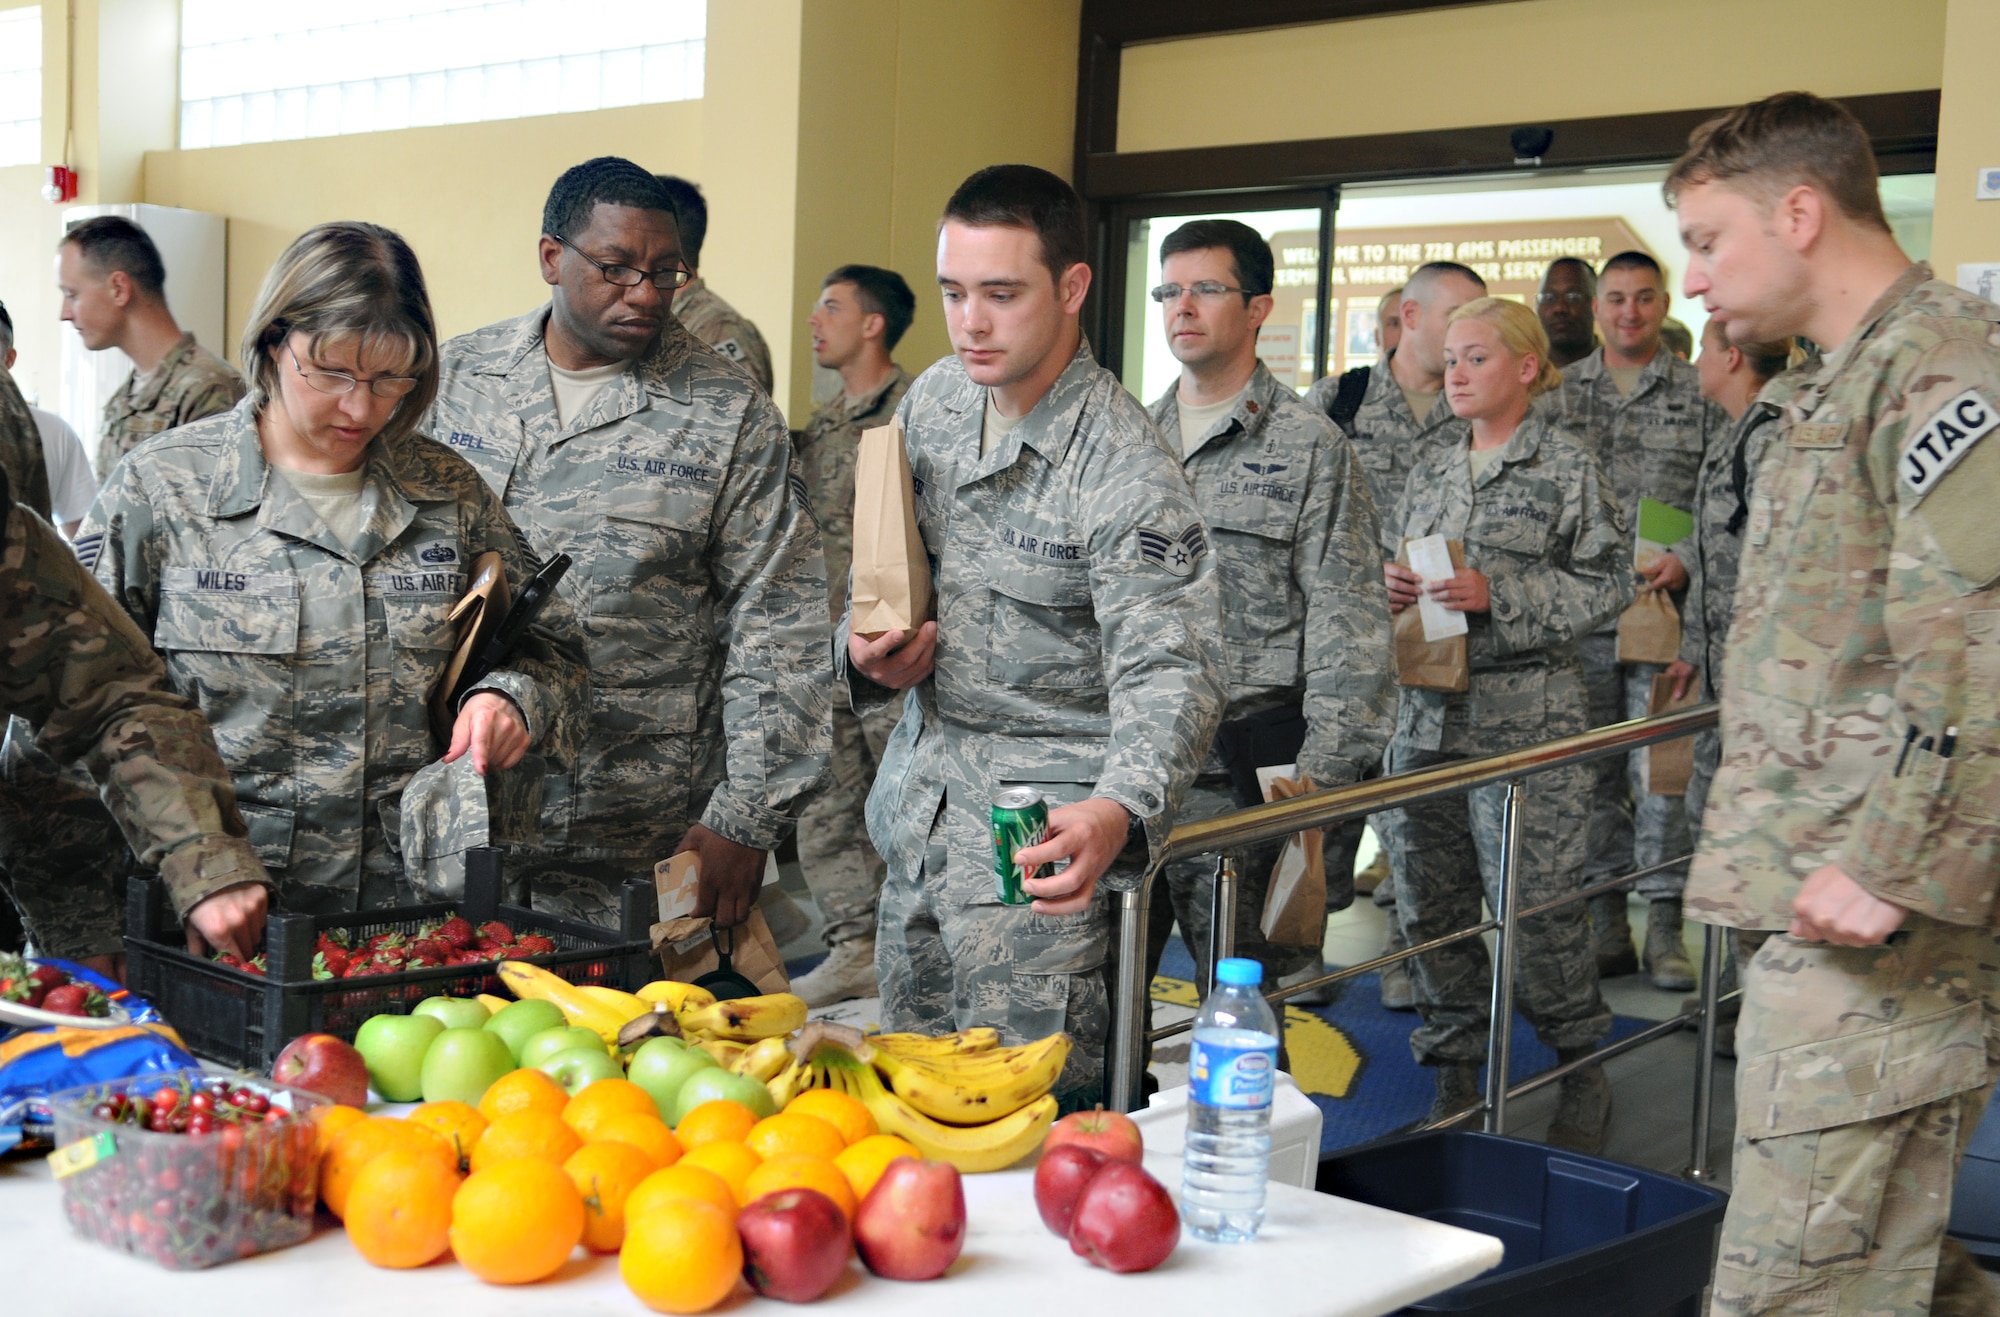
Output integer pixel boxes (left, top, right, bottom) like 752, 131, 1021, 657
435, 916, 475, 950
41, 983, 107, 1016
363, 931, 407, 954
477, 921, 515, 946
29, 964, 66, 992
215, 952, 244, 970
472, 938, 501, 955
445, 949, 484, 966
243, 954, 268, 977
316, 943, 351, 977
514, 934, 557, 956
410, 936, 453, 962
311, 952, 335, 981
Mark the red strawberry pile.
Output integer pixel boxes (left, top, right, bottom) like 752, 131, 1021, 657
206, 915, 559, 979
0, 952, 111, 1016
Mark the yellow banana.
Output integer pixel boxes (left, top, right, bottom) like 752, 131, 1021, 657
731, 1035, 795, 1083
817, 1051, 1055, 1174
637, 980, 716, 1012
868, 1029, 1002, 1059
575, 984, 649, 1018
766, 1056, 811, 1108
869, 1033, 1071, 1124
678, 992, 808, 1042
475, 993, 511, 1017
495, 961, 634, 1044
696, 1037, 749, 1069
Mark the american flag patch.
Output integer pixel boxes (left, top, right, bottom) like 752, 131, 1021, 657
1136, 522, 1207, 577
72, 533, 104, 571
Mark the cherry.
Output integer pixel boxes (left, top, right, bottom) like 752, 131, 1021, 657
187, 1090, 214, 1114
151, 1087, 179, 1114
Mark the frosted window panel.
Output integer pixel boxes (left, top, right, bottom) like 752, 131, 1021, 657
0, 6, 40, 168
179, 0, 704, 148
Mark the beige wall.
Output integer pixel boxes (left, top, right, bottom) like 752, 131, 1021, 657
1931, 0, 2000, 278
1117, 0, 1946, 152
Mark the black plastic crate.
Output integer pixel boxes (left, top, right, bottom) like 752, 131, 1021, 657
124, 848, 655, 1071
1317, 1130, 1727, 1317
1949, 1086, 2000, 1261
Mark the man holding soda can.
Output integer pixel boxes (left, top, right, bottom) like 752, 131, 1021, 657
845, 166, 1228, 1110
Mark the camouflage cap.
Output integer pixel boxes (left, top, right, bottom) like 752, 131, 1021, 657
396, 757, 490, 900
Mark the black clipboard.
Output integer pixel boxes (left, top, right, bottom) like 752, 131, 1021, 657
447, 552, 571, 707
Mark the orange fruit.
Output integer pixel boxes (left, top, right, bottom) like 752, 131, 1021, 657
679, 1140, 762, 1204
784, 1089, 877, 1146
312, 1103, 367, 1160
742, 1153, 858, 1220
343, 1148, 462, 1268
620, 1197, 742, 1313
470, 1109, 583, 1173
834, 1134, 923, 1203
745, 1111, 847, 1163
320, 1117, 457, 1220
564, 1078, 664, 1141
477, 1067, 570, 1123
673, 1099, 758, 1149
565, 1141, 661, 1253
625, 1163, 739, 1226
591, 1111, 682, 1168
450, 1158, 584, 1285
406, 1100, 488, 1170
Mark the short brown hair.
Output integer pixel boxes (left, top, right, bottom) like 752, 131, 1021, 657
1665, 92, 1888, 231
941, 165, 1087, 285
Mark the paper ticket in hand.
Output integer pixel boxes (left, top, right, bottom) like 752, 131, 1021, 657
656, 852, 700, 923
1406, 533, 1469, 642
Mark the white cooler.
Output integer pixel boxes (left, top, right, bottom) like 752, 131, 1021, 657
1132, 1073, 1324, 1188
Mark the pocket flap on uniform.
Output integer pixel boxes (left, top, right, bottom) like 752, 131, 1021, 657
589, 683, 698, 735
382, 593, 456, 651
989, 563, 1092, 609
1740, 1000, 1987, 1139
156, 570, 301, 655
1011, 925, 1107, 977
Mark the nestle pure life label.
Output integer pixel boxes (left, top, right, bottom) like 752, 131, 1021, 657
1189, 1030, 1277, 1110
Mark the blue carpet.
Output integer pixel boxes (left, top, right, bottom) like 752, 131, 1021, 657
1149, 936, 1652, 1156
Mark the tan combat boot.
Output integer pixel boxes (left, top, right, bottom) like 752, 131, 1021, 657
1643, 900, 1696, 993
791, 935, 878, 1008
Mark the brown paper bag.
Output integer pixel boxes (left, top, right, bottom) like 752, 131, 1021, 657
1259, 775, 1326, 947
429, 551, 508, 744
1393, 538, 1469, 692
1617, 589, 1681, 665
1646, 673, 1700, 796
850, 416, 932, 638
650, 852, 791, 994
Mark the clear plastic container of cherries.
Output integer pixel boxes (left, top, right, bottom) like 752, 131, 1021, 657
49, 1070, 326, 1269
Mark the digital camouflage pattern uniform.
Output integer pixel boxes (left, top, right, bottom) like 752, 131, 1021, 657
1146, 361, 1393, 990
73, 402, 587, 915
0, 472, 273, 937
843, 340, 1228, 1110
94, 332, 245, 480
674, 277, 774, 395
1379, 414, 1629, 1066
428, 309, 830, 924
1686, 266, 2000, 1317
1552, 347, 1729, 901
793, 365, 911, 947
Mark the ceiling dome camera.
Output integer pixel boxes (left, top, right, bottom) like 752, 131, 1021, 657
1511, 127, 1556, 164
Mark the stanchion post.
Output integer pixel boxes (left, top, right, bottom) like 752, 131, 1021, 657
1109, 878, 1154, 1114
1208, 854, 1237, 998
1484, 779, 1526, 1133
1688, 921, 1725, 1180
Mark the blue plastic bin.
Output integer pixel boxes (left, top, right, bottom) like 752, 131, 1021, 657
1316, 1131, 1727, 1316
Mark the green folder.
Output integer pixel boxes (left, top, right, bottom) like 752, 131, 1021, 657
1636, 497, 1694, 569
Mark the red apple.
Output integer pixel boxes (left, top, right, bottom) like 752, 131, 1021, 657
739, 1188, 852, 1302
1045, 1106, 1144, 1165
853, 1158, 965, 1281
270, 1032, 370, 1107
1069, 1162, 1180, 1274
1034, 1144, 1109, 1237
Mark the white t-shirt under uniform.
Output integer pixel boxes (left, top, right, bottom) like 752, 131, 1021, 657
30, 406, 98, 527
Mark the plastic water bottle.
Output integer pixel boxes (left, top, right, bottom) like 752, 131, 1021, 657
1182, 956, 1279, 1243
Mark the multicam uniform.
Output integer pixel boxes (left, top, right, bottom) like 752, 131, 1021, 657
94, 332, 245, 480
673, 277, 774, 395
845, 341, 1228, 1110
0, 368, 50, 521
75, 403, 586, 914
1146, 362, 1393, 989
1688, 266, 2000, 1317
0, 471, 272, 928
793, 366, 911, 948
1552, 348, 1729, 901
1379, 415, 1629, 1066
428, 309, 830, 923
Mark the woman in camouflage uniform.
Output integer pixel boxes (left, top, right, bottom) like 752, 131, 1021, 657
1380, 297, 1631, 1150
77, 223, 585, 914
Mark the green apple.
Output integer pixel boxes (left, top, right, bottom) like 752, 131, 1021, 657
519, 1025, 610, 1070
419, 1026, 515, 1106
412, 996, 491, 1031
483, 998, 568, 1061
353, 1012, 445, 1103
670, 1064, 777, 1125
627, 1036, 717, 1120
537, 1046, 625, 1096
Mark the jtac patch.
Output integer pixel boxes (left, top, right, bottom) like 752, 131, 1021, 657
1136, 522, 1207, 577
1901, 389, 1998, 500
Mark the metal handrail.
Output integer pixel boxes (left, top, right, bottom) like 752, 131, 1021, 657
1108, 701, 1727, 1178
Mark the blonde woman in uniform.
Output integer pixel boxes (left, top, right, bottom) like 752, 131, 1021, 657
1380, 298, 1632, 1150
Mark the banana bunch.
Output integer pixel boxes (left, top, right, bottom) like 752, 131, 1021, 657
496, 962, 648, 1044
636, 980, 716, 1012
678, 992, 808, 1042
789, 1022, 1066, 1173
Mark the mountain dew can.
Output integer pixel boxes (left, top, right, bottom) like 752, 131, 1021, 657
991, 788, 1048, 905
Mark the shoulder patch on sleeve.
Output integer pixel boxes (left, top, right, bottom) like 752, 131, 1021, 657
71, 533, 103, 571
1136, 521, 1207, 576
1900, 389, 1999, 501
715, 338, 745, 362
